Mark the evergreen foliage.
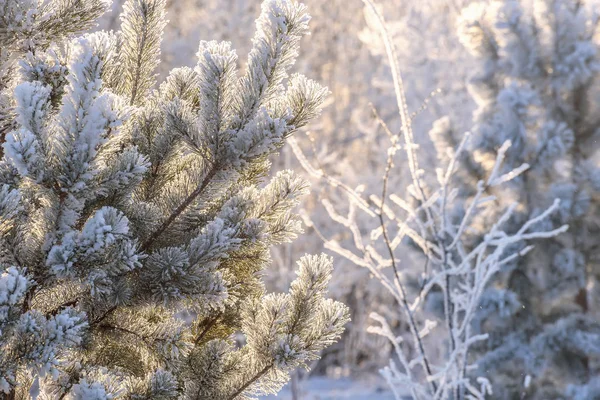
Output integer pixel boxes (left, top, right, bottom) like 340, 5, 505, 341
441, 1, 600, 397
0, 0, 348, 398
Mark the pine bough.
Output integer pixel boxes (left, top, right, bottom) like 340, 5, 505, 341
0, 0, 349, 398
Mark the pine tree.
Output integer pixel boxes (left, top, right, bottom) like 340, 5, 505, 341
427, 0, 600, 397
0, 0, 349, 398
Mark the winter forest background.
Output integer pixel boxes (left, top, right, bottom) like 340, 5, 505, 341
1, 0, 600, 399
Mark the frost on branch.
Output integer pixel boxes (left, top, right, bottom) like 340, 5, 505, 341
292, 0, 593, 398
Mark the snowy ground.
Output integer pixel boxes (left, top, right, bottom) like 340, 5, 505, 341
261, 377, 396, 400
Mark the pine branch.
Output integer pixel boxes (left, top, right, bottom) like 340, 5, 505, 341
140, 165, 219, 252
119, 0, 166, 106
129, 24, 149, 106
194, 314, 221, 346
227, 364, 273, 400
46, 299, 79, 317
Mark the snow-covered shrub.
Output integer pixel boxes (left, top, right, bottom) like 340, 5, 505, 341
294, 0, 594, 398
437, 0, 600, 397
0, 0, 349, 398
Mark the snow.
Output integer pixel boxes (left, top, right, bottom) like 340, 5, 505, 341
261, 377, 397, 400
